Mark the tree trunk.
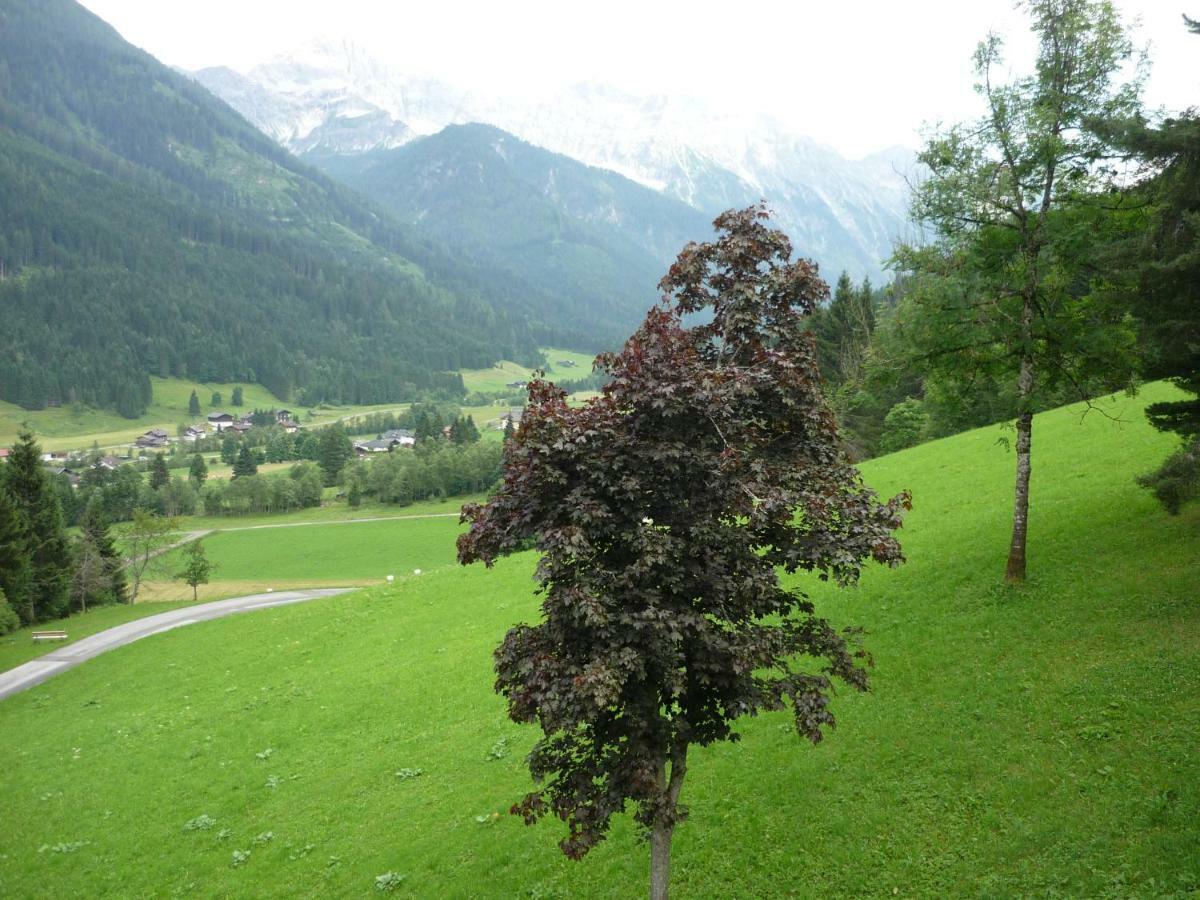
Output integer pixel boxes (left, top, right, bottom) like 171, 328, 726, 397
649, 743, 689, 900
650, 820, 674, 900
1005, 338, 1035, 582
1005, 409, 1033, 582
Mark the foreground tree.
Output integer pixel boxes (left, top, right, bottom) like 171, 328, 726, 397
0, 486, 33, 624
1097, 16, 1200, 512
458, 207, 909, 899
893, 0, 1142, 582
188, 389, 201, 417
2, 431, 70, 622
174, 539, 213, 601
75, 499, 126, 608
121, 508, 177, 602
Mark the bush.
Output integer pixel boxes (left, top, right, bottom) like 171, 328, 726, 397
0, 588, 19, 636
880, 398, 929, 454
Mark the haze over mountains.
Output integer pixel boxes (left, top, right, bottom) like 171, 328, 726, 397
192, 39, 917, 281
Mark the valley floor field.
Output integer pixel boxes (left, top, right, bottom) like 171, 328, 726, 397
0, 383, 1195, 897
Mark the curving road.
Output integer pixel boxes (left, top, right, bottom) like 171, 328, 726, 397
0, 588, 353, 701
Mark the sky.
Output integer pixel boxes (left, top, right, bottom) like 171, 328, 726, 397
79, 0, 1197, 158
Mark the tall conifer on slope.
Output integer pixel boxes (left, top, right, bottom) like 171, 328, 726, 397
2, 431, 70, 622
0, 486, 34, 625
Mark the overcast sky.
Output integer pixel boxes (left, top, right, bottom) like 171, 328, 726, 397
79, 0, 1197, 158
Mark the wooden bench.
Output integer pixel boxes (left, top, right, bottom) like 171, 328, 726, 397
31, 631, 68, 642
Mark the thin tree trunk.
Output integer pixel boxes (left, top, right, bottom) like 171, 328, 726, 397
1005, 299, 1036, 583
1005, 408, 1033, 582
650, 743, 689, 900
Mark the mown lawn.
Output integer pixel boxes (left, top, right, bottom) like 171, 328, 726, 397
0, 383, 1196, 897
159, 514, 465, 585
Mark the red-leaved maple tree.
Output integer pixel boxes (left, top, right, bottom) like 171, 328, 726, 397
458, 206, 910, 899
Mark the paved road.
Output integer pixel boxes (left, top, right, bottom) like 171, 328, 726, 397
0, 588, 353, 701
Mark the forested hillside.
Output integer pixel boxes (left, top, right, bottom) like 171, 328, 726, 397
0, 0, 557, 416
307, 124, 712, 328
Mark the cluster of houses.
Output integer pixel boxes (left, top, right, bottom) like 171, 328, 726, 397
133, 409, 299, 450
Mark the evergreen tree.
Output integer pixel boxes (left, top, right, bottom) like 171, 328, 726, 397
174, 539, 213, 601
503, 416, 515, 443
317, 424, 353, 486
211, 391, 222, 407
79, 497, 127, 605
232, 446, 258, 479
188, 452, 208, 488
0, 586, 19, 636
232, 386, 244, 406
0, 486, 33, 625
148, 452, 170, 490
1, 431, 70, 622
188, 389, 201, 416
464, 415, 480, 443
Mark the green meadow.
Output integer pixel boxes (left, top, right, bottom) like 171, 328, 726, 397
0, 383, 1196, 897
460, 348, 596, 395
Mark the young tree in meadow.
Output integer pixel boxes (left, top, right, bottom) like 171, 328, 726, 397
188, 389, 201, 417
231, 386, 244, 407
458, 207, 910, 900
892, 0, 1143, 582
232, 446, 258, 479
174, 539, 213, 601
188, 452, 208, 489
148, 452, 170, 490
2, 430, 70, 622
121, 508, 177, 603
210, 391, 222, 407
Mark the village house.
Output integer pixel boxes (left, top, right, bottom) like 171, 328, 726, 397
207, 412, 235, 432
95, 455, 123, 471
493, 408, 524, 430
182, 425, 206, 442
0, 448, 10, 463
135, 428, 169, 449
381, 429, 415, 446
354, 438, 400, 456
281, 420, 300, 434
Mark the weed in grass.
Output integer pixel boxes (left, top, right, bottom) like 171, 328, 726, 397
474, 812, 502, 825
230, 849, 250, 868
394, 767, 423, 779
264, 775, 280, 789
486, 736, 510, 760
374, 871, 406, 891
252, 832, 274, 845
39, 842, 88, 854
183, 815, 216, 832
287, 843, 316, 861
255, 748, 273, 760
216, 829, 233, 841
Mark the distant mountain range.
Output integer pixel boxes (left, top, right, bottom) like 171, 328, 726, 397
0, 1, 602, 416
191, 39, 919, 282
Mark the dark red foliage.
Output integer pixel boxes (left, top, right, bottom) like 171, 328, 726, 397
458, 205, 909, 860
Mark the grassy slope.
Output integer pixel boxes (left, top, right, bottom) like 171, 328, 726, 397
460, 348, 596, 395
0, 384, 1195, 897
